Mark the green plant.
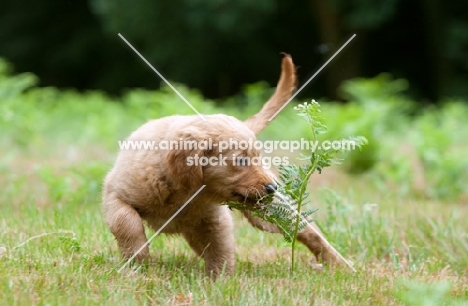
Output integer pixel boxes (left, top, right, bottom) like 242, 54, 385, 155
228, 100, 367, 271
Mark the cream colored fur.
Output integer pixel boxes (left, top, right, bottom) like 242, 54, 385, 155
102, 55, 341, 278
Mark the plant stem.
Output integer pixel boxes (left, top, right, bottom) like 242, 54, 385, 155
290, 110, 320, 273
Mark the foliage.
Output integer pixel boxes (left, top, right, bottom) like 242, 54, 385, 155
314, 74, 468, 200
2, 0, 468, 100
1, 58, 467, 201
90, 0, 284, 97
408, 102, 468, 199
330, 0, 399, 29
227, 194, 316, 244
334, 73, 413, 173
228, 101, 366, 272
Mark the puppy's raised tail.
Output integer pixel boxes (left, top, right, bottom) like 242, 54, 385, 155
244, 54, 297, 134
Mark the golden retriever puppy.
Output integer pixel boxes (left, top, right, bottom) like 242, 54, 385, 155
103, 55, 341, 277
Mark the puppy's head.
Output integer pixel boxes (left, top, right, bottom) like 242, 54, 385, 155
165, 115, 277, 204
202, 144, 277, 205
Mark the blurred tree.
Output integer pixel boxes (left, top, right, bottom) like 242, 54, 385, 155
443, 1, 468, 98
88, 0, 468, 100
311, 0, 468, 101
0, 0, 158, 93
0, 0, 467, 101
310, 0, 398, 99
90, 0, 295, 98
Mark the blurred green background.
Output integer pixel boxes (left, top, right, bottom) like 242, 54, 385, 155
1, 0, 467, 101
1, 0, 468, 202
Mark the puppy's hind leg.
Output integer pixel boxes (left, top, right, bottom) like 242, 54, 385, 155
103, 194, 149, 262
295, 222, 342, 265
241, 210, 342, 265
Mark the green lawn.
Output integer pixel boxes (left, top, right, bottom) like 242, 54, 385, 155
2, 148, 467, 305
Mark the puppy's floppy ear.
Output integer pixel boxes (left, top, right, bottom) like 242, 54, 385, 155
165, 130, 207, 192
244, 54, 297, 134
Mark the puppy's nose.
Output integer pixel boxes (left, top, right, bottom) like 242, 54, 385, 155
265, 183, 277, 194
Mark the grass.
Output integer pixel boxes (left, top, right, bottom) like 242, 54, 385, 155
1, 62, 468, 305
2, 149, 468, 305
